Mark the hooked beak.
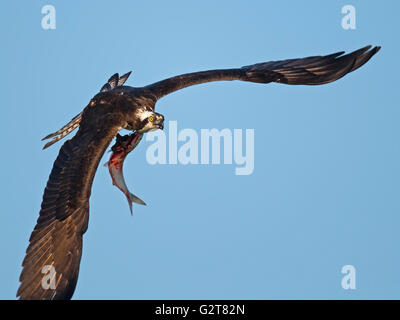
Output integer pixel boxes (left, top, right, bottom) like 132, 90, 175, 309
155, 116, 164, 130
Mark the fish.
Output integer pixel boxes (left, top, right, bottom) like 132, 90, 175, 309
105, 132, 146, 214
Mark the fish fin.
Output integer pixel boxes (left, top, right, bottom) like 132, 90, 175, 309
127, 197, 133, 215
124, 192, 145, 215
129, 193, 146, 206
122, 191, 134, 215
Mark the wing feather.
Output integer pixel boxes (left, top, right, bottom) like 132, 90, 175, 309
18, 122, 119, 300
18, 46, 380, 298
146, 45, 380, 100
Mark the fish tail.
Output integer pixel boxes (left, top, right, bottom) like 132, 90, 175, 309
129, 193, 146, 206
127, 196, 133, 215
124, 192, 146, 215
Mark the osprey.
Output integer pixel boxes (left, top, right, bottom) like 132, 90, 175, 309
17, 45, 380, 299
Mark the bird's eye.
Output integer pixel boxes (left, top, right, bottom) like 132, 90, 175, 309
148, 116, 154, 122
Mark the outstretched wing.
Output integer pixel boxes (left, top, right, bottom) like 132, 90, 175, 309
146, 45, 380, 100
17, 124, 119, 299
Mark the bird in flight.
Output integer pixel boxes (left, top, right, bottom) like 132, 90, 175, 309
17, 45, 380, 299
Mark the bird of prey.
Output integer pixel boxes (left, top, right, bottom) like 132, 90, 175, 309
17, 45, 380, 299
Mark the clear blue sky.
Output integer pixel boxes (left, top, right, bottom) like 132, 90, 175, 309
0, 1, 398, 299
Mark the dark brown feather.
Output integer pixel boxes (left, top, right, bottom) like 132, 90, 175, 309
17, 96, 135, 299
18, 46, 379, 299
146, 46, 380, 100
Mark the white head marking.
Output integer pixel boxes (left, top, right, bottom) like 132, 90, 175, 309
138, 110, 154, 121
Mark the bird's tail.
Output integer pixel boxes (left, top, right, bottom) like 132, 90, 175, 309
100, 71, 132, 92
41, 112, 82, 149
41, 71, 133, 150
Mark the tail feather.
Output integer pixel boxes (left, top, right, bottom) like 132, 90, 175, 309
100, 71, 132, 92
107, 73, 119, 90
42, 71, 133, 149
118, 72, 132, 86
100, 83, 111, 92
42, 112, 82, 149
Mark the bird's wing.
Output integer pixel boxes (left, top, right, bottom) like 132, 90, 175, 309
146, 45, 380, 100
17, 124, 119, 300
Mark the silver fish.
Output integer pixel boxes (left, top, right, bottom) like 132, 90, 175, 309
105, 132, 146, 214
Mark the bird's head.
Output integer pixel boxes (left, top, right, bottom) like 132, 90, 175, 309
136, 110, 164, 133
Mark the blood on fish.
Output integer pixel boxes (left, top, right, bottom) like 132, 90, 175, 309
106, 132, 146, 213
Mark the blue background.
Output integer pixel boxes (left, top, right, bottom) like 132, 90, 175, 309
0, 1, 398, 299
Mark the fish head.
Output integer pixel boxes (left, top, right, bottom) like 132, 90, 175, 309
111, 132, 143, 154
